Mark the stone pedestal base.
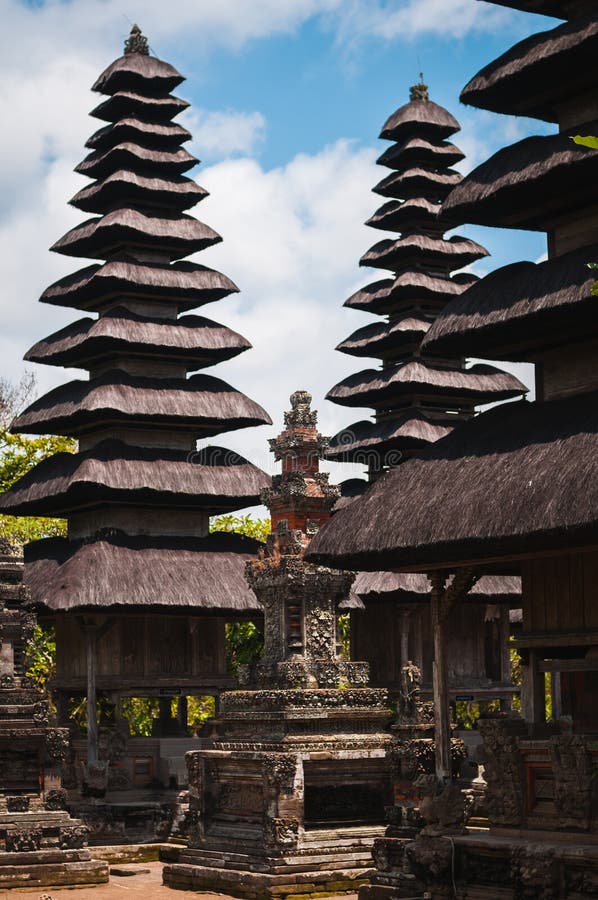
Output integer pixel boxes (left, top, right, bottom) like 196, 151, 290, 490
164, 856, 374, 900
0, 848, 108, 889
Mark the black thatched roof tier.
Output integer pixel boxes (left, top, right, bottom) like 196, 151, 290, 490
0, 441, 270, 517
51, 209, 220, 260
337, 316, 430, 359
347, 571, 521, 606
11, 371, 272, 438
377, 137, 465, 170
366, 197, 443, 233
326, 412, 454, 462
422, 245, 598, 361
24, 308, 250, 370
25, 531, 262, 613
374, 167, 462, 200
443, 129, 598, 230
333, 478, 368, 512
41, 260, 238, 313
327, 361, 526, 409
92, 53, 185, 96
344, 272, 477, 314
360, 234, 488, 273
460, 14, 598, 122
307, 392, 598, 571
70, 170, 207, 214
75, 142, 198, 180
487, 0, 579, 17
380, 99, 460, 142
87, 117, 190, 153
91, 90, 189, 123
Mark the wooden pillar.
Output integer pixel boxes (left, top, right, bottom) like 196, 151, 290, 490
522, 649, 546, 725
159, 697, 172, 735
428, 568, 480, 783
85, 626, 98, 763
399, 609, 411, 668
430, 573, 451, 783
177, 695, 188, 732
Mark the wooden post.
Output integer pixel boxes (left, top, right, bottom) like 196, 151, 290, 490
177, 695, 188, 732
523, 649, 546, 726
399, 610, 411, 668
85, 626, 98, 764
430, 573, 451, 782
428, 568, 480, 783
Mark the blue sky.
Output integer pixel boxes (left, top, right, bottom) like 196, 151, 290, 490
0, 0, 559, 481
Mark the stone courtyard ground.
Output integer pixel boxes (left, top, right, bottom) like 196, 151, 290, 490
0, 862, 358, 900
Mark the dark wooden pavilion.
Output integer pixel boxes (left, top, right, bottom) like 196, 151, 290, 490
328, 82, 522, 709
0, 26, 271, 791
309, 1, 598, 897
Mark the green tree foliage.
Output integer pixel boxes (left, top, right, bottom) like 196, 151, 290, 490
226, 621, 264, 674
25, 624, 56, 696
0, 374, 76, 543
210, 513, 270, 543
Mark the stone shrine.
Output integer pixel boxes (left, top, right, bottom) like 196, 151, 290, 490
163, 392, 393, 899
0, 539, 107, 888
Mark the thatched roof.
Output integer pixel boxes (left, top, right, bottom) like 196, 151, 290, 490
422, 245, 598, 361
377, 137, 464, 170
443, 129, 598, 230
51, 209, 221, 260
461, 14, 598, 122
380, 99, 460, 142
25, 308, 250, 370
41, 259, 238, 312
346, 571, 521, 605
333, 478, 368, 512
24, 531, 262, 613
326, 412, 454, 462
374, 167, 461, 200
487, 0, 577, 17
307, 392, 598, 571
0, 440, 270, 517
327, 360, 526, 409
76, 142, 197, 179
92, 53, 184, 96
366, 197, 443, 233
70, 170, 207, 214
11, 371, 272, 437
361, 234, 488, 273
86, 117, 191, 151
344, 272, 477, 315
91, 90, 189, 123
337, 316, 430, 358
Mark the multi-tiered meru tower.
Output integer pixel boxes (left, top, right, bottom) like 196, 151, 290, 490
0, 26, 271, 784
326, 80, 525, 491
329, 84, 523, 709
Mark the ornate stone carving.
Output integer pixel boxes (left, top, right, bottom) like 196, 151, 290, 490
44, 788, 68, 810
60, 825, 89, 849
6, 828, 42, 852
418, 777, 471, 837
550, 727, 594, 830
263, 754, 297, 792
124, 24, 149, 55
265, 816, 300, 848
477, 718, 526, 826
511, 844, 558, 900
45, 727, 70, 762
7, 795, 30, 812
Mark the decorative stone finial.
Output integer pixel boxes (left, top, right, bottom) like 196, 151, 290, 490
124, 24, 149, 56
284, 390, 317, 429
410, 75, 429, 103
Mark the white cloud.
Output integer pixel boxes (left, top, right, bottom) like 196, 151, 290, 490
331, 0, 514, 44
182, 109, 266, 161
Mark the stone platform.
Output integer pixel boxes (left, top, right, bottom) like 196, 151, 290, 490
0, 847, 108, 890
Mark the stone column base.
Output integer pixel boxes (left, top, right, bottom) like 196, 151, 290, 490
163, 860, 374, 900
0, 848, 109, 889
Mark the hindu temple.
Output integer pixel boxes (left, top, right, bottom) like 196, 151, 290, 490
329, 82, 522, 711
163, 391, 393, 899
0, 25, 271, 794
309, 1, 598, 896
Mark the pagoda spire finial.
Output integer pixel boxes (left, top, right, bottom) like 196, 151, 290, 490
410, 74, 429, 102
124, 24, 149, 56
